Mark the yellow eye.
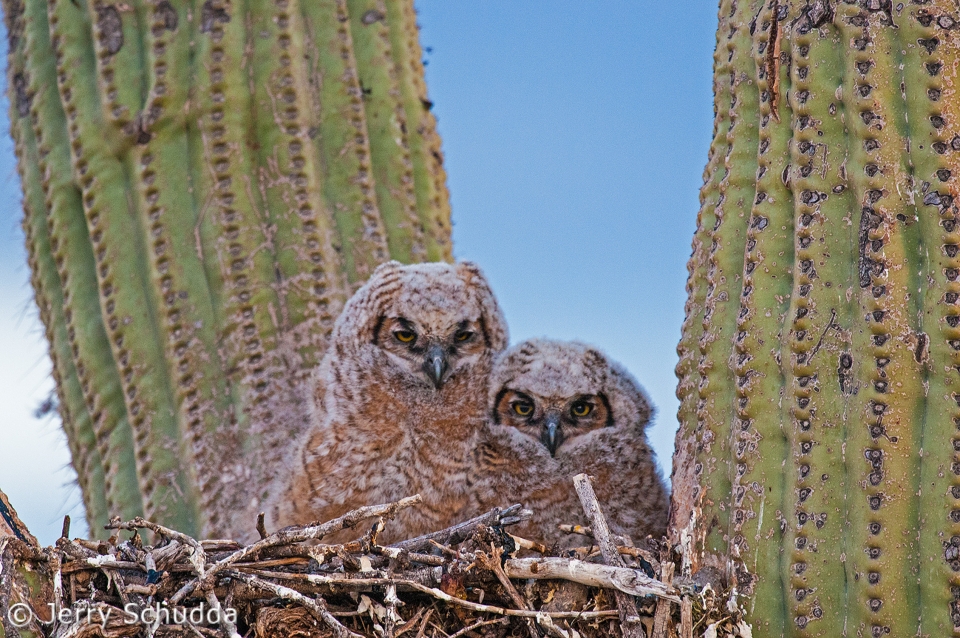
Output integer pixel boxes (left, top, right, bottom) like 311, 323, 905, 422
572, 402, 592, 417
512, 402, 533, 417
394, 330, 416, 343
456, 331, 474, 342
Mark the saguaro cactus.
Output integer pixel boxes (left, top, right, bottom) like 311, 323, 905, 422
672, 0, 960, 634
4, 0, 451, 540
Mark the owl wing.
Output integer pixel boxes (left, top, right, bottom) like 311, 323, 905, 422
465, 424, 582, 543
558, 425, 669, 541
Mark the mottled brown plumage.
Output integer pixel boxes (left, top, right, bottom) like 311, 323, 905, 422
468, 339, 669, 545
268, 261, 508, 542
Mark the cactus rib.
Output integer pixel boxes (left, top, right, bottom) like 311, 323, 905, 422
128, 0, 244, 536
346, 0, 426, 264
188, 0, 300, 535
698, 0, 762, 571
383, 0, 453, 262
781, 10, 860, 634
301, 0, 390, 286
48, 0, 199, 534
250, 0, 347, 373
670, 0, 737, 577
727, 3, 794, 631
902, 2, 960, 635
835, 5, 926, 634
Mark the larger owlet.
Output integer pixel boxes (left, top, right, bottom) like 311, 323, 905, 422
467, 339, 669, 544
268, 261, 508, 542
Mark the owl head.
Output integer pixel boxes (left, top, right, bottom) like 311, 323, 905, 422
333, 260, 508, 389
490, 339, 653, 456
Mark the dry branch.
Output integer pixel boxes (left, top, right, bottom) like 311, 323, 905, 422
574, 473, 644, 638
390, 503, 530, 552
504, 558, 678, 601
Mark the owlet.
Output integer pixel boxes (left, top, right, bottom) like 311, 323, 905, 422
267, 261, 508, 542
468, 339, 669, 544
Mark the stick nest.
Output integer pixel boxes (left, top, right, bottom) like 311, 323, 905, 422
6, 480, 730, 638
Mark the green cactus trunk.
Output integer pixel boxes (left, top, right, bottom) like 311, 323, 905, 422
4, 0, 451, 540
672, 0, 960, 634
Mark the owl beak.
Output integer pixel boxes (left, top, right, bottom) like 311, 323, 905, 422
542, 414, 562, 456
423, 344, 448, 388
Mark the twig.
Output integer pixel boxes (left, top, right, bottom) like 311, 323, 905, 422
509, 534, 548, 554
447, 617, 508, 638
394, 607, 426, 637
680, 597, 693, 638
374, 546, 446, 567
573, 474, 644, 638
504, 558, 678, 601
256, 513, 267, 540
428, 540, 460, 559
414, 609, 434, 638
104, 568, 131, 607
391, 505, 530, 552
558, 524, 631, 547
476, 545, 538, 638
652, 554, 675, 638
61, 515, 70, 540
383, 583, 401, 638
230, 570, 363, 638
204, 588, 240, 638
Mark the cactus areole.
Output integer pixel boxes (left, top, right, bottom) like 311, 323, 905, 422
670, 0, 960, 634
4, 0, 452, 541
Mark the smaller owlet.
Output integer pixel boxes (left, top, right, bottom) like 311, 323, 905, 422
467, 339, 669, 543
267, 260, 508, 542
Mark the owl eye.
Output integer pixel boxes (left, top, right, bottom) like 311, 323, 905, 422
512, 402, 534, 417
394, 330, 417, 344
571, 401, 593, 418
455, 330, 474, 342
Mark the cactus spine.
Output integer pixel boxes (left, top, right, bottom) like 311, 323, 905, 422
4, 0, 451, 539
673, 0, 960, 634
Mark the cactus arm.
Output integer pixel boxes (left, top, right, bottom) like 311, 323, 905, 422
346, 0, 425, 264
300, 0, 389, 285
8, 25, 111, 534
48, 0, 199, 534
728, 4, 794, 632
124, 0, 246, 537
20, 0, 145, 525
903, 2, 960, 634
383, 0, 452, 262
85, 0, 146, 132
835, 5, 927, 635
670, 0, 735, 577
249, 0, 347, 372
698, 0, 763, 569
779, 10, 865, 634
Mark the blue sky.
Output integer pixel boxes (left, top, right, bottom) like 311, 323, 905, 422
0, 1, 718, 544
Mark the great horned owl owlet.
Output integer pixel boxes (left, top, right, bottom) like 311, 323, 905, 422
467, 339, 669, 543
268, 261, 508, 541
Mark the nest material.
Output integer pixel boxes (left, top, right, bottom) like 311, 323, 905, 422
1, 475, 728, 638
